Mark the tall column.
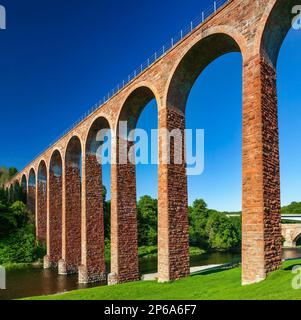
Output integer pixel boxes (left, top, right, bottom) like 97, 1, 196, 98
37, 179, 47, 242
108, 138, 139, 285
59, 163, 81, 274
79, 153, 106, 283
242, 54, 282, 285
44, 171, 62, 269
158, 107, 190, 283
27, 184, 36, 224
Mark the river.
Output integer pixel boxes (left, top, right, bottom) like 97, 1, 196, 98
0, 248, 300, 300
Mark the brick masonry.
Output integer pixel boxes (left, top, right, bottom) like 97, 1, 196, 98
158, 107, 190, 282
37, 181, 47, 242
5, 0, 292, 285
48, 170, 62, 268
62, 164, 82, 274
79, 153, 106, 283
109, 139, 140, 284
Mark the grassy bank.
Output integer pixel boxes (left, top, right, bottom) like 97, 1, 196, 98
25, 260, 301, 300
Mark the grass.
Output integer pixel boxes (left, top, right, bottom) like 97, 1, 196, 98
24, 260, 301, 300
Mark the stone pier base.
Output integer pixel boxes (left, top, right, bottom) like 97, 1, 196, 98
58, 259, 78, 275
78, 265, 107, 284
108, 273, 119, 286
43, 255, 51, 269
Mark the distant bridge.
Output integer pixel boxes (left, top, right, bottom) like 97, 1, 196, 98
227, 214, 301, 222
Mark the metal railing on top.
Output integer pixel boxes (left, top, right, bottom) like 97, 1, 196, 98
18, 0, 230, 173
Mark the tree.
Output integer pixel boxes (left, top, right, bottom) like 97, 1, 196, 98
102, 186, 111, 241
0, 166, 18, 186
8, 167, 18, 178
205, 212, 240, 250
281, 202, 301, 214
137, 195, 158, 246
189, 199, 209, 248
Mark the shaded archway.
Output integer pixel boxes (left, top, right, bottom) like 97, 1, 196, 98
46, 150, 63, 268
296, 235, 301, 247
260, 0, 300, 68
109, 85, 158, 284
60, 136, 82, 275
28, 168, 36, 224
167, 33, 241, 113
79, 117, 111, 283
37, 160, 47, 242
21, 174, 27, 204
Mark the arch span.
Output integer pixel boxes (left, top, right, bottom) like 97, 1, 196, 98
259, 0, 300, 67
166, 31, 243, 113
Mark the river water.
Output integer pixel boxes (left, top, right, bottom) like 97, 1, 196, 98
0, 248, 300, 300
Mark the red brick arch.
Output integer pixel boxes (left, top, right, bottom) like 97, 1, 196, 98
165, 26, 247, 112
256, 0, 300, 67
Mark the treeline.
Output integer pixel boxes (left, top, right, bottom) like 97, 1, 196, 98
103, 194, 241, 252
281, 202, 301, 214
0, 166, 17, 186
0, 167, 45, 265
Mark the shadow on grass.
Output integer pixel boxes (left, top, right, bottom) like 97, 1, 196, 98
191, 268, 232, 277
283, 261, 301, 271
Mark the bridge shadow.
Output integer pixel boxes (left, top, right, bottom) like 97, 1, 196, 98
283, 259, 301, 271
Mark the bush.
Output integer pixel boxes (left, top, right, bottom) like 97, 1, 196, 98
0, 224, 46, 265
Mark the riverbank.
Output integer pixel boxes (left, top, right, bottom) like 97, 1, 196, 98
3, 261, 42, 271
24, 260, 301, 300
104, 245, 206, 261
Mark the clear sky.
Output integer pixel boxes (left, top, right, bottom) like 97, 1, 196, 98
0, 0, 301, 211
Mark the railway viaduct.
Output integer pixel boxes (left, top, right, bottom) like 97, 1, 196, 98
4, 0, 298, 285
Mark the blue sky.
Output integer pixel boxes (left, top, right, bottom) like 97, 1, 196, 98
0, 0, 301, 211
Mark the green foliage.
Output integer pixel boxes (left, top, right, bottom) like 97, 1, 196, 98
189, 199, 209, 248
189, 199, 241, 251
0, 201, 31, 239
0, 166, 18, 186
281, 202, 301, 214
0, 224, 45, 265
205, 212, 240, 250
0, 188, 45, 265
137, 196, 158, 246
103, 186, 111, 240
